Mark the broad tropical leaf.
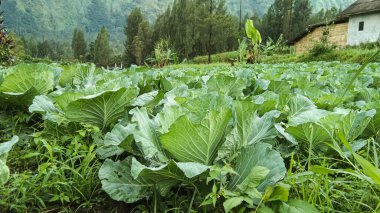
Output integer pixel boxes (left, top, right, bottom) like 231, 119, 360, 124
66, 87, 139, 129
29, 95, 64, 123
223, 101, 280, 158
279, 199, 319, 213
131, 158, 208, 195
207, 75, 246, 97
130, 107, 168, 163
161, 107, 232, 165
0, 64, 55, 106
228, 143, 286, 191
97, 123, 137, 159
286, 123, 331, 151
0, 136, 19, 186
245, 19, 262, 44
99, 158, 151, 203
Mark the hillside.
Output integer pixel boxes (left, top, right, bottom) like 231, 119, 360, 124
2, 0, 354, 42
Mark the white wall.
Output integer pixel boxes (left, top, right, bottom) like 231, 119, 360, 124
347, 12, 380, 45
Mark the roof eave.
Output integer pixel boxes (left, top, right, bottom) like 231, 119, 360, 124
342, 8, 380, 17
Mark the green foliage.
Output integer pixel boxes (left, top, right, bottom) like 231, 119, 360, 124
0, 136, 18, 186
193, 46, 380, 64
71, 28, 87, 61
262, 35, 290, 56
124, 8, 145, 65
0, 63, 55, 108
2, 0, 354, 43
1, 59, 380, 212
245, 19, 262, 63
291, 0, 312, 39
309, 26, 337, 57
94, 27, 112, 66
147, 39, 177, 67
153, 0, 239, 60
130, 20, 153, 65
0, 4, 14, 66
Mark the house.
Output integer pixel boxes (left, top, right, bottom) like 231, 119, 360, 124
289, 0, 380, 54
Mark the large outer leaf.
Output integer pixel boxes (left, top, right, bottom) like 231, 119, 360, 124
29, 95, 64, 123
0, 136, 19, 186
367, 108, 380, 135
161, 107, 232, 165
286, 123, 330, 151
207, 75, 246, 97
130, 107, 168, 162
96, 123, 137, 159
224, 101, 258, 154
183, 94, 231, 123
279, 199, 319, 213
99, 158, 151, 203
156, 105, 186, 134
0, 64, 55, 106
228, 143, 286, 191
287, 95, 317, 124
66, 88, 138, 129
223, 101, 280, 158
340, 110, 376, 142
131, 158, 208, 195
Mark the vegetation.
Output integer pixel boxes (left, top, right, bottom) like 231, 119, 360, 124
71, 28, 87, 61
0, 1, 14, 66
2, 0, 353, 42
1, 0, 380, 211
192, 45, 380, 64
1, 61, 380, 212
245, 19, 262, 63
0, 0, 355, 65
93, 27, 112, 66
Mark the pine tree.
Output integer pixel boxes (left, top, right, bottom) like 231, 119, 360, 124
131, 20, 152, 65
291, 0, 312, 38
37, 40, 52, 58
71, 28, 87, 61
87, 41, 95, 62
124, 8, 144, 65
153, 0, 237, 60
94, 26, 112, 66
282, 0, 293, 40
261, 0, 288, 41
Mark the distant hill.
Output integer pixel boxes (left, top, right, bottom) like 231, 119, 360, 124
2, 0, 355, 42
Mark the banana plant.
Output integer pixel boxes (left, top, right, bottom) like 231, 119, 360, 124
245, 19, 262, 64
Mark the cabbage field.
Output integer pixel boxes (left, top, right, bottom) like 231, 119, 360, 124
0, 62, 380, 212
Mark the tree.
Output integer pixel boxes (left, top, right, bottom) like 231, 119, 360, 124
87, 41, 95, 62
153, 0, 238, 61
261, 0, 287, 41
22, 36, 38, 57
94, 27, 112, 66
36, 40, 52, 58
8, 31, 26, 60
0, 0, 14, 65
282, 0, 293, 40
71, 28, 87, 61
124, 8, 144, 65
291, 0, 312, 38
131, 20, 152, 65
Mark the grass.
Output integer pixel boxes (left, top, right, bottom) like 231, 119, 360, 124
191, 47, 380, 64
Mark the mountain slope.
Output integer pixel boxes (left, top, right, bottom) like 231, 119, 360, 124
2, 0, 355, 42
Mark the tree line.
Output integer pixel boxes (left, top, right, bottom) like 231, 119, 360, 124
14, 0, 342, 66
